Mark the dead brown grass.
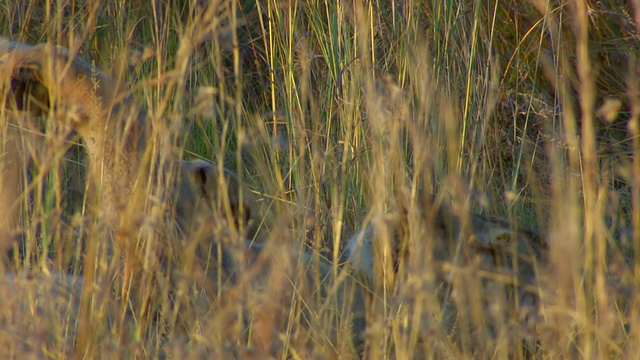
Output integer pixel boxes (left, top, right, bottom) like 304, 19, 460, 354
0, 0, 639, 359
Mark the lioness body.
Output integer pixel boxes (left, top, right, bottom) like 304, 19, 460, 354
345, 190, 544, 356
0, 38, 367, 357
0, 38, 258, 346
0, 39, 255, 244
0, 38, 546, 358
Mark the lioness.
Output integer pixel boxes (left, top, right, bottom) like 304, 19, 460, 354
0, 38, 366, 358
0, 39, 254, 236
0, 160, 257, 358
345, 188, 544, 357
0, 37, 258, 344
1, 37, 552, 358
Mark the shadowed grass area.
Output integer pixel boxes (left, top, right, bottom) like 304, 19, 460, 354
0, 0, 638, 358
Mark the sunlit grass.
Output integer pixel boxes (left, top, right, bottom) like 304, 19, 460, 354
0, 0, 638, 358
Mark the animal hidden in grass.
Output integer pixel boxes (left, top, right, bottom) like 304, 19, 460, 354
0, 38, 545, 358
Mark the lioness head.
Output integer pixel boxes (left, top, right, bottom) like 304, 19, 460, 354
178, 159, 255, 237
0, 38, 257, 243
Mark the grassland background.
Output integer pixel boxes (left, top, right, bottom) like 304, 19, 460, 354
1, 0, 639, 358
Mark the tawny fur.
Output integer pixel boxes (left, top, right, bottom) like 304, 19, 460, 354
0, 39, 142, 232
0, 39, 255, 247
0, 39, 367, 357
345, 189, 544, 356
0, 38, 258, 348
0, 38, 546, 358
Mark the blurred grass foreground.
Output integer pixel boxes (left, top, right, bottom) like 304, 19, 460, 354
1, 0, 640, 358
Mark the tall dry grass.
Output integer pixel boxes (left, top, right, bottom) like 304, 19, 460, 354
0, 0, 638, 358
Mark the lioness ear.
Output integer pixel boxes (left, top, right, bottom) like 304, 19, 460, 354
185, 160, 253, 228
186, 160, 214, 199
6, 67, 51, 115
0, 40, 48, 115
